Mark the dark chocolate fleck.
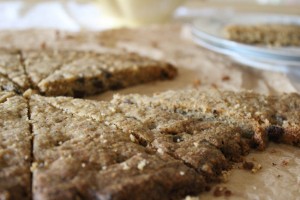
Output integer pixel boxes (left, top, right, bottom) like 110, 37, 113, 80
160, 70, 170, 79
224, 190, 232, 197
213, 186, 225, 197
266, 125, 284, 142
110, 82, 123, 90
172, 135, 183, 143
123, 99, 134, 104
92, 78, 104, 89
242, 161, 254, 170
73, 90, 85, 98
76, 77, 85, 84
101, 69, 112, 79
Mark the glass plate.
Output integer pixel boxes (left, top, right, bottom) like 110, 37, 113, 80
191, 12, 300, 59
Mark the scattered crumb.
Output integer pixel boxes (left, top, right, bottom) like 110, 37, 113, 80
213, 186, 232, 197
270, 149, 277, 153
213, 186, 225, 197
193, 79, 201, 87
122, 162, 130, 170
40, 42, 46, 49
281, 160, 289, 166
151, 41, 159, 48
81, 163, 86, 168
130, 134, 136, 143
221, 171, 230, 182
242, 161, 255, 171
180, 171, 185, 176
222, 75, 230, 81
211, 83, 218, 89
102, 166, 107, 170
23, 89, 39, 98
224, 189, 232, 197
157, 148, 164, 154
251, 164, 262, 173
137, 159, 147, 170
184, 196, 200, 200
193, 142, 199, 147
102, 139, 108, 144
30, 162, 38, 172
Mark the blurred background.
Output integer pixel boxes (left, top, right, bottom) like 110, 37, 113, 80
0, 0, 299, 31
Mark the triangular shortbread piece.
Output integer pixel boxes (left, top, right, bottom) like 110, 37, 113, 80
29, 95, 204, 200
113, 89, 300, 149
0, 49, 29, 91
30, 93, 253, 199
0, 92, 31, 200
23, 50, 177, 97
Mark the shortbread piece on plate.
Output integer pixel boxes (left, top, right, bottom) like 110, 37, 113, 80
224, 24, 300, 46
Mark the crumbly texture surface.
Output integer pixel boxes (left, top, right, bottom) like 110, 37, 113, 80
30, 95, 205, 200
0, 88, 299, 199
0, 74, 23, 94
0, 49, 29, 91
0, 92, 31, 200
0, 49, 177, 97
113, 89, 300, 149
29, 88, 300, 199
224, 24, 300, 46
23, 50, 177, 97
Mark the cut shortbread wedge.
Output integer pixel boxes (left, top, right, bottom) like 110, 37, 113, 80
29, 94, 205, 200
0, 92, 31, 200
113, 89, 300, 149
23, 50, 177, 97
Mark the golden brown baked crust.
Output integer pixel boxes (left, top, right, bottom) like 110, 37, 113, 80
28, 91, 259, 199
0, 92, 31, 200
0, 86, 299, 199
24, 50, 177, 97
0, 49, 177, 97
114, 89, 300, 149
30, 94, 205, 200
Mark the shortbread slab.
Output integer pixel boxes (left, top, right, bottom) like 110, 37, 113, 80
33, 93, 253, 196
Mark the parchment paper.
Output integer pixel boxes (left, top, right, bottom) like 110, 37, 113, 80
0, 25, 299, 200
